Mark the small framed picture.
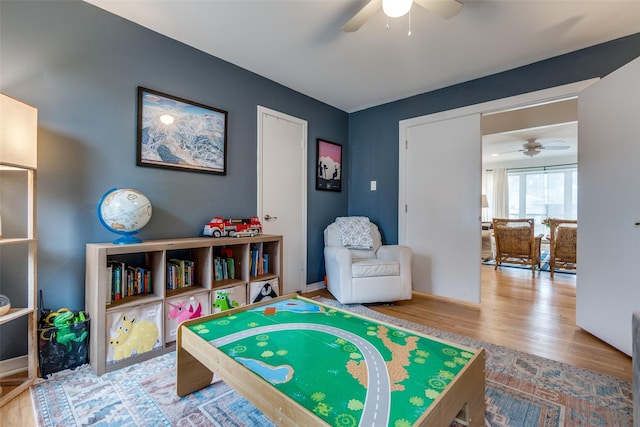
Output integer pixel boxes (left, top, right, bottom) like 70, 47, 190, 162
137, 87, 228, 175
316, 139, 342, 192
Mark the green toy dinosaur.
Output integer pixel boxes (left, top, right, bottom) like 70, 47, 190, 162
53, 311, 88, 349
213, 291, 239, 312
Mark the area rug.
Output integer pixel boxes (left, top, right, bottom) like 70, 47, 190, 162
31, 299, 630, 426
482, 251, 576, 275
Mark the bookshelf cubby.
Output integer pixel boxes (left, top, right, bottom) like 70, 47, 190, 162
85, 235, 282, 375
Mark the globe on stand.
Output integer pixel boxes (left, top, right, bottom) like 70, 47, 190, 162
97, 188, 152, 244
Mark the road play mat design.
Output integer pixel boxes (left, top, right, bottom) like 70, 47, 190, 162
187, 297, 477, 427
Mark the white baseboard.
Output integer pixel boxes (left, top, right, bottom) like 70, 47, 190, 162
0, 355, 28, 378
304, 281, 326, 293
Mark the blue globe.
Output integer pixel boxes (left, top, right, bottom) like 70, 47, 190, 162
97, 188, 152, 244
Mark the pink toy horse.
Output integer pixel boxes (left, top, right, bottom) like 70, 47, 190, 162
168, 298, 202, 322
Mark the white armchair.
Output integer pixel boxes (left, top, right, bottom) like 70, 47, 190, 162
323, 217, 412, 304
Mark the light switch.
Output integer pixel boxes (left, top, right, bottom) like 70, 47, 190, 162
370, 180, 377, 191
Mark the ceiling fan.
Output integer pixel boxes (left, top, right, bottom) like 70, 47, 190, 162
517, 139, 570, 157
342, 0, 463, 32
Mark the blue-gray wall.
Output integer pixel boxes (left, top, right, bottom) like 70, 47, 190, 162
348, 33, 640, 244
0, 1, 348, 359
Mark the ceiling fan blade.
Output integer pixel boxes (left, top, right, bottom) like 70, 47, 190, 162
494, 149, 522, 155
543, 145, 570, 150
342, 0, 383, 32
414, 0, 463, 19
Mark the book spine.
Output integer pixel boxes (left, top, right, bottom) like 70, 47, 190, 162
145, 270, 151, 293
120, 261, 126, 299
114, 265, 121, 301
251, 250, 258, 276
106, 265, 113, 305
227, 258, 234, 280
214, 257, 221, 281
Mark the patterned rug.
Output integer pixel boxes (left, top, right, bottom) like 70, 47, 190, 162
31, 299, 630, 426
482, 251, 576, 275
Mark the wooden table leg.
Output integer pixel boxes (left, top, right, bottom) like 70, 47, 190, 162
176, 328, 214, 397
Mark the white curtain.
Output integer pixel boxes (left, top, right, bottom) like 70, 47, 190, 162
482, 169, 493, 222
492, 167, 509, 219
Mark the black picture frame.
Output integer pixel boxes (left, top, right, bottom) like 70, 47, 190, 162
137, 86, 228, 175
316, 139, 342, 192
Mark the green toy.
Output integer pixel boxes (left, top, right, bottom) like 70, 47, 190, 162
213, 291, 239, 312
51, 310, 88, 349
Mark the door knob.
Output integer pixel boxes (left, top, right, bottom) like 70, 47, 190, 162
264, 214, 278, 221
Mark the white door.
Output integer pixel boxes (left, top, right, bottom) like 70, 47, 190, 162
577, 57, 640, 356
401, 114, 482, 303
257, 107, 307, 295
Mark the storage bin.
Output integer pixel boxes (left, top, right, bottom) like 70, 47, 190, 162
212, 284, 247, 313
38, 312, 90, 378
106, 302, 162, 364
165, 291, 210, 344
248, 278, 279, 304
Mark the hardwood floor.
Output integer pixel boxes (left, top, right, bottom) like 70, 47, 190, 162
382, 265, 630, 381
0, 264, 631, 426
0, 382, 34, 427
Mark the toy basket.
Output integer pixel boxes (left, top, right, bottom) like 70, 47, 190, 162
37, 293, 90, 378
38, 311, 90, 378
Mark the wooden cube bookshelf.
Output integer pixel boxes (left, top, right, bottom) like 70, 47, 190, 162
85, 235, 282, 375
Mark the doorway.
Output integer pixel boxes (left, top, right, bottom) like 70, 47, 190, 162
398, 79, 596, 305
481, 98, 578, 268
257, 106, 307, 295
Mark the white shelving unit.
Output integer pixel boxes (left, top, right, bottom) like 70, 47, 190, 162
85, 234, 283, 375
0, 94, 38, 407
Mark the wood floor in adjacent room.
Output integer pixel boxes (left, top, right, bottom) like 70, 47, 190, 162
0, 264, 631, 426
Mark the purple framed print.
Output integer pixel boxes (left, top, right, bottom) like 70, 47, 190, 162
316, 139, 342, 192
137, 87, 228, 175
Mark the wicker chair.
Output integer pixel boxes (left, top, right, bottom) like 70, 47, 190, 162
492, 218, 543, 276
548, 218, 577, 278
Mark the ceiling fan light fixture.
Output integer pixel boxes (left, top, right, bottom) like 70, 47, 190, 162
382, 0, 413, 18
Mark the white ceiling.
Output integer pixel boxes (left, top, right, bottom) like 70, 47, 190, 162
85, 0, 640, 113
482, 121, 578, 163
481, 97, 578, 163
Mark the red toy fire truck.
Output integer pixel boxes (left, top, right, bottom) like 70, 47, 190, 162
203, 216, 262, 238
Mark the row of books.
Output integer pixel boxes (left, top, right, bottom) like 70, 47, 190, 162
167, 259, 195, 290
106, 261, 152, 304
106, 248, 272, 302
214, 257, 235, 281
250, 246, 269, 277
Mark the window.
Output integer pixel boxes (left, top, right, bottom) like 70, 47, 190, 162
507, 165, 577, 234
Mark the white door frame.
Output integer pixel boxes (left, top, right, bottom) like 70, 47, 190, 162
398, 79, 598, 301
257, 106, 308, 293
